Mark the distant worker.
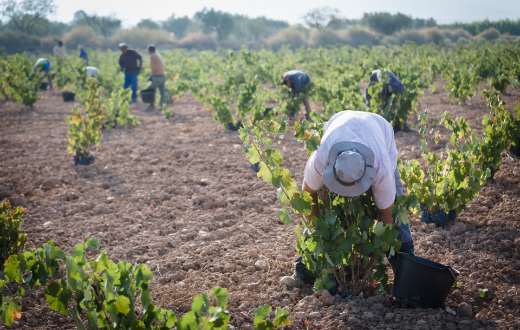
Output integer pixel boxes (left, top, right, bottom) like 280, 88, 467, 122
79, 47, 89, 65
53, 40, 66, 59
32, 58, 52, 90
282, 70, 313, 120
118, 43, 143, 103
85, 66, 98, 78
147, 45, 166, 110
364, 69, 404, 109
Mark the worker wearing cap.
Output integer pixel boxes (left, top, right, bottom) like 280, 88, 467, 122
118, 43, 143, 103
282, 70, 312, 120
364, 69, 404, 108
293, 110, 414, 284
32, 58, 52, 90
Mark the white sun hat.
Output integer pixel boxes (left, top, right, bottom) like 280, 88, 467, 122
322, 141, 376, 197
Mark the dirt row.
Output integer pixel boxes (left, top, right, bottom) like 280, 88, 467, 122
0, 84, 519, 329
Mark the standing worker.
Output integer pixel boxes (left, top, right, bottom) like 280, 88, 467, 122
147, 45, 166, 111
282, 70, 313, 120
32, 58, 52, 90
53, 40, 66, 59
291, 110, 414, 286
79, 47, 89, 65
118, 43, 143, 103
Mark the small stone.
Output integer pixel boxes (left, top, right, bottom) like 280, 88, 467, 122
309, 312, 320, 319
43, 221, 52, 227
451, 222, 467, 235
445, 306, 457, 316
280, 276, 298, 289
296, 295, 320, 309
384, 312, 394, 320
458, 302, 473, 317
417, 319, 427, 326
317, 290, 335, 306
254, 259, 269, 271
362, 311, 375, 319
198, 230, 211, 240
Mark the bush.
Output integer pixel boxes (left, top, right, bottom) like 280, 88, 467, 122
0, 31, 53, 54
309, 29, 343, 47
337, 27, 380, 46
0, 200, 26, 267
63, 25, 105, 49
264, 27, 308, 50
442, 28, 473, 43
111, 28, 176, 50
478, 28, 501, 41
177, 32, 218, 50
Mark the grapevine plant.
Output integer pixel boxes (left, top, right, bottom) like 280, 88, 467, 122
400, 112, 489, 217
0, 238, 290, 329
67, 80, 105, 164
240, 113, 411, 295
105, 88, 139, 129
0, 200, 26, 268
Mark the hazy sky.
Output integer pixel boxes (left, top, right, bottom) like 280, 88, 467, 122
51, 0, 520, 26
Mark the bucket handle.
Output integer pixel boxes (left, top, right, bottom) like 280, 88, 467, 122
448, 267, 460, 280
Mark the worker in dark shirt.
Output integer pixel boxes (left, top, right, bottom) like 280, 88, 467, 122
282, 70, 313, 120
364, 69, 404, 109
118, 43, 143, 103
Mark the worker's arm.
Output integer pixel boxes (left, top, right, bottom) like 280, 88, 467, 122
137, 52, 143, 70
303, 96, 312, 120
379, 204, 394, 225
303, 182, 319, 218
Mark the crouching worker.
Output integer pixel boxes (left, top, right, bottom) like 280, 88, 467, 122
365, 69, 404, 108
32, 58, 53, 90
282, 70, 313, 120
291, 110, 414, 287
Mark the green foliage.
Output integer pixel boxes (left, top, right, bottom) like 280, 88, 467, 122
476, 90, 515, 177
253, 305, 290, 330
67, 80, 105, 158
0, 55, 39, 106
400, 112, 489, 214
0, 238, 288, 329
105, 88, 139, 129
0, 200, 26, 268
445, 64, 477, 104
240, 117, 408, 295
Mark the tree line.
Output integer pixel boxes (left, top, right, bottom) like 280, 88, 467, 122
1, 0, 519, 54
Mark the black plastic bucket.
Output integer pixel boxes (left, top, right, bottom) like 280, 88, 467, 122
226, 121, 242, 131
393, 253, 458, 308
141, 89, 155, 104
420, 206, 456, 226
62, 91, 75, 102
73, 154, 95, 166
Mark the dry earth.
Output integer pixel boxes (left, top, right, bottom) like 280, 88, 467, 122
0, 84, 519, 329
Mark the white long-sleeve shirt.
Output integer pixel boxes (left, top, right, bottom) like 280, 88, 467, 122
303, 110, 398, 209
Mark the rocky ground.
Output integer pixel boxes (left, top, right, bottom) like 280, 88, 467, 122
0, 84, 518, 329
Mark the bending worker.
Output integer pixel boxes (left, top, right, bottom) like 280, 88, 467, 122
282, 70, 313, 120
293, 110, 414, 284
32, 58, 52, 90
364, 69, 404, 108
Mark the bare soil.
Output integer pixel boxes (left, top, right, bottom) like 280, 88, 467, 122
0, 84, 519, 329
